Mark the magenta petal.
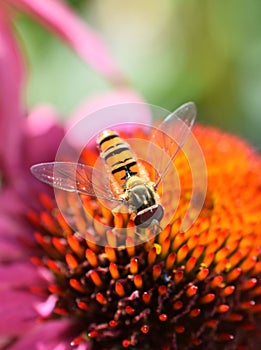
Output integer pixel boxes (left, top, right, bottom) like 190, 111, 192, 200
0, 190, 35, 262
8, 319, 79, 350
0, 290, 41, 335
0, 186, 26, 215
7, 0, 125, 83
0, 238, 29, 262
0, 262, 47, 290
0, 188, 30, 237
0, 210, 27, 240
0, 9, 25, 183
0, 237, 30, 261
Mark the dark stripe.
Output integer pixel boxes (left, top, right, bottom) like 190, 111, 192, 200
99, 134, 118, 146
104, 146, 130, 161
111, 157, 133, 167
112, 161, 137, 177
103, 142, 124, 154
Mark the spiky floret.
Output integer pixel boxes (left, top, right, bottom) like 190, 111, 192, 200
28, 125, 261, 350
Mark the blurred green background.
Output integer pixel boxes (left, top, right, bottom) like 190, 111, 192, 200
14, 0, 261, 147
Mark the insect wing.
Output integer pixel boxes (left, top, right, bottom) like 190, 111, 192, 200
30, 162, 123, 203
148, 102, 197, 188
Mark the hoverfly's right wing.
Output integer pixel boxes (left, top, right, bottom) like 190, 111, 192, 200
147, 102, 197, 188
30, 162, 124, 204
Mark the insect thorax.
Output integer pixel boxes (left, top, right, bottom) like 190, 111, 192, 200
126, 180, 156, 212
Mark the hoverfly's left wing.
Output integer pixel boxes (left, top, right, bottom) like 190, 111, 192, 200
31, 162, 123, 203
147, 102, 197, 188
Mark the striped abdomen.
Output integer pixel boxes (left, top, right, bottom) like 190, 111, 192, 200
97, 130, 139, 188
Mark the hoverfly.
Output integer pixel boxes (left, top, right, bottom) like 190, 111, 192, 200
31, 102, 197, 230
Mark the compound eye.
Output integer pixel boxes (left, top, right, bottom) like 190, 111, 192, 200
154, 204, 164, 222
134, 204, 164, 228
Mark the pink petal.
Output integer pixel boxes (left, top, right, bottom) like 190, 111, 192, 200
74, 345, 89, 350
68, 88, 148, 128
0, 9, 25, 183
64, 89, 150, 149
8, 319, 80, 350
26, 105, 60, 137
34, 294, 58, 318
7, 0, 125, 84
0, 290, 41, 335
25, 105, 65, 166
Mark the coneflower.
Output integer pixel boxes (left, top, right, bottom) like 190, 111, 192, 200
0, 1, 260, 349
25, 124, 261, 350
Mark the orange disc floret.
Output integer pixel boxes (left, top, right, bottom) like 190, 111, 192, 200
29, 124, 261, 350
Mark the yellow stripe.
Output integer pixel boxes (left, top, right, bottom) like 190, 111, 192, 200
97, 130, 138, 187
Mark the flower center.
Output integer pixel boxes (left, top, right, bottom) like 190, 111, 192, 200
28, 127, 261, 350
28, 188, 261, 350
